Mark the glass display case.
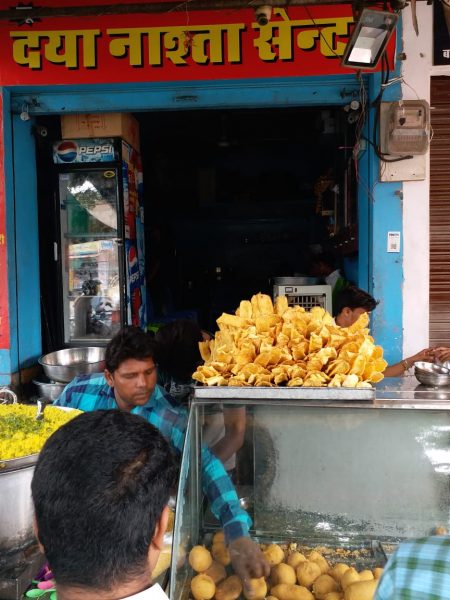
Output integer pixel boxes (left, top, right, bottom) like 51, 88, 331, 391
170, 386, 450, 599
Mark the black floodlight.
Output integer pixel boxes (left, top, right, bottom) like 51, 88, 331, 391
341, 9, 399, 70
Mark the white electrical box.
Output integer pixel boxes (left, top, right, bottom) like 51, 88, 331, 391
385, 100, 430, 156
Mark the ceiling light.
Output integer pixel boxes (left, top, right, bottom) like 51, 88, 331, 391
341, 9, 399, 70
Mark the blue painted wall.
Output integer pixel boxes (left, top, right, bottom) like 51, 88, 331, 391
4, 74, 403, 372
11, 114, 42, 369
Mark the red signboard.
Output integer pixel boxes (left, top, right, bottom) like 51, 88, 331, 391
0, 5, 396, 86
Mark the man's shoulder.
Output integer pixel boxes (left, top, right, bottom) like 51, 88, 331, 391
66, 372, 108, 391
153, 383, 188, 413
396, 535, 450, 557
55, 372, 111, 409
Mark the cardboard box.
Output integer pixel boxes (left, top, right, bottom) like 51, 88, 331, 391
61, 113, 140, 151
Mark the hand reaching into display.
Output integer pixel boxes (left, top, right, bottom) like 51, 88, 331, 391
434, 347, 450, 363
228, 536, 270, 597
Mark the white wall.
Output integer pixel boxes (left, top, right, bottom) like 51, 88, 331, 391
402, 4, 450, 356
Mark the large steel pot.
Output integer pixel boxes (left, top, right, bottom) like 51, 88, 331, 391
0, 454, 38, 556
0, 404, 77, 556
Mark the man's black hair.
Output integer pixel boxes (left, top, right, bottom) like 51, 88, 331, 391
105, 326, 156, 373
31, 410, 177, 590
155, 319, 203, 382
334, 285, 379, 316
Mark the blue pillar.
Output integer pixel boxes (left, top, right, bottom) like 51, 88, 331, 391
367, 74, 403, 364
10, 114, 42, 370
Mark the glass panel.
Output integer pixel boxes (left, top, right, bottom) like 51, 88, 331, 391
59, 170, 121, 344
170, 410, 202, 600
250, 406, 450, 543
170, 399, 450, 598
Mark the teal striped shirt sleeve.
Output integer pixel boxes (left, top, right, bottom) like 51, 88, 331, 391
143, 391, 251, 542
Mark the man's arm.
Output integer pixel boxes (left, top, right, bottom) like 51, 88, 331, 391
384, 347, 434, 377
149, 403, 269, 590
155, 405, 251, 541
200, 442, 250, 541
200, 443, 269, 589
210, 407, 246, 464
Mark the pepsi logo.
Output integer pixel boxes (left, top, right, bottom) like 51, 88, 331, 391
56, 140, 78, 162
128, 245, 138, 270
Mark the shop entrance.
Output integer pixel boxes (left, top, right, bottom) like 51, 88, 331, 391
36, 103, 360, 346
139, 106, 359, 331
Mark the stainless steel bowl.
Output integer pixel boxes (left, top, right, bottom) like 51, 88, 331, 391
414, 361, 450, 374
414, 361, 450, 387
38, 347, 106, 383
32, 377, 66, 401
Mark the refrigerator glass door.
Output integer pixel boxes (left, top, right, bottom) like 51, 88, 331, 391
59, 169, 122, 345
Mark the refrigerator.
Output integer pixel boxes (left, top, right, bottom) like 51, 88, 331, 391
52, 137, 146, 346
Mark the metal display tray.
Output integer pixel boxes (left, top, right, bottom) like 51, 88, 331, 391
194, 385, 375, 401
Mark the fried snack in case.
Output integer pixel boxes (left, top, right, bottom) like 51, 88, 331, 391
189, 546, 213, 573
214, 575, 242, 600
192, 293, 387, 388
242, 577, 267, 600
270, 583, 314, 600
190, 574, 215, 600
186, 534, 382, 600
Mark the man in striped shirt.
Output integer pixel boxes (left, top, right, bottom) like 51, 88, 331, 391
55, 326, 269, 591
374, 535, 450, 599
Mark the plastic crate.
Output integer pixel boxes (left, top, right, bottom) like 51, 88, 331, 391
273, 284, 332, 314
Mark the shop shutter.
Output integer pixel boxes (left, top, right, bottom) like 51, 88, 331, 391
430, 77, 450, 346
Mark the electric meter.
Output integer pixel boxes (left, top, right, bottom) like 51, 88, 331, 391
385, 100, 430, 155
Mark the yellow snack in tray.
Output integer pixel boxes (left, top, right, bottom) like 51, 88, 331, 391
214, 575, 242, 600
344, 579, 378, 600
191, 573, 215, 600
189, 546, 213, 572
329, 563, 350, 582
271, 563, 297, 586
204, 561, 227, 584
263, 543, 285, 566
270, 583, 314, 600
287, 551, 307, 569
236, 300, 253, 319
192, 292, 386, 387
372, 568, 384, 579
308, 551, 329, 575
275, 295, 289, 315
312, 574, 340, 599
242, 577, 267, 600
340, 568, 360, 590
358, 570, 374, 582
0, 404, 82, 460
211, 542, 231, 566
296, 561, 321, 588
251, 292, 274, 316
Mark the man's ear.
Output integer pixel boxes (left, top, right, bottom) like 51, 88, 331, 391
341, 307, 352, 322
104, 369, 114, 387
147, 505, 170, 575
33, 516, 45, 554
151, 505, 170, 552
